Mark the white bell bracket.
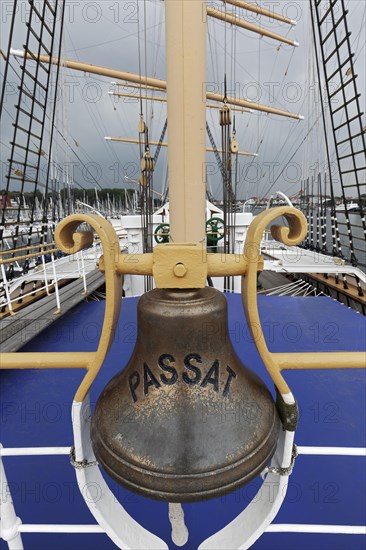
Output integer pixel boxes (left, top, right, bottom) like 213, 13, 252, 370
71, 393, 296, 549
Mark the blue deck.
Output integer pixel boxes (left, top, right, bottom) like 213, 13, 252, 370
1, 294, 365, 549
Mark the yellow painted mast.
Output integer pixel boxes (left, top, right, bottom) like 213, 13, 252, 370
165, 0, 207, 242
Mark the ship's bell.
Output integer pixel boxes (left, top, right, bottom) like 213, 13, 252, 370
91, 287, 280, 502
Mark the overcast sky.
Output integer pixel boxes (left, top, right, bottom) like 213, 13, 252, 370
1, 0, 365, 200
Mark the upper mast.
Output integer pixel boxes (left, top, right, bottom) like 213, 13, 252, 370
165, 0, 207, 242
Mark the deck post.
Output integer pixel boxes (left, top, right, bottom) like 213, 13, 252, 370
50, 253, 61, 313
80, 251, 87, 295
0, 449, 23, 549
0, 264, 14, 315
41, 254, 50, 296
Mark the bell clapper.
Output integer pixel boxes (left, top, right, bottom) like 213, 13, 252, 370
168, 503, 189, 546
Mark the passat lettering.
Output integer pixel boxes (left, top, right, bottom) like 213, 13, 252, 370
128, 353, 237, 402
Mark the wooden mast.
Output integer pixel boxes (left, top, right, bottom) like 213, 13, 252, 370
165, 0, 206, 242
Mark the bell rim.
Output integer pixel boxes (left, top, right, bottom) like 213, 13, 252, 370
94, 406, 278, 479
94, 421, 279, 502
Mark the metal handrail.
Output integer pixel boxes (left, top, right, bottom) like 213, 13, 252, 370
0, 242, 56, 255
0, 244, 102, 315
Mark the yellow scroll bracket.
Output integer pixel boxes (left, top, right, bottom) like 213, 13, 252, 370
0, 209, 364, 402
0, 214, 123, 403
241, 207, 364, 396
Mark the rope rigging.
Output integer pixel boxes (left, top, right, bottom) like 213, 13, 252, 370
0, 0, 66, 264
309, 0, 365, 295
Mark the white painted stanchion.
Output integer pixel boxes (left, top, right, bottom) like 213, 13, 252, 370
80, 252, 87, 294
0, 448, 23, 549
0, 265, 14, 315
50, 253, 61, 312
41, 254, 50, 295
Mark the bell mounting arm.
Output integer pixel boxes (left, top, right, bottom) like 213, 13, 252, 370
54, 214, 123, 402
241, 206, 366, 400
0, 214, 123, 404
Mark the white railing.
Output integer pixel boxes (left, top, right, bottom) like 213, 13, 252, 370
0, 242, 103, 315
0, 444, 365, 548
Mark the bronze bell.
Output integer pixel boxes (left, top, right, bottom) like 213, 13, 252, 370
91, 287, 280, 502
